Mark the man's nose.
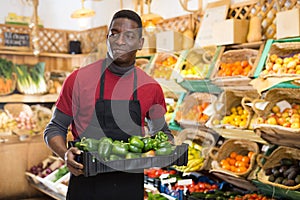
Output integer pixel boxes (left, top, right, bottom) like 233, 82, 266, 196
115, 33, 126, 44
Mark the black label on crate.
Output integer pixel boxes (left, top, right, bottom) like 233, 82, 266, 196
4, 32, 30, 47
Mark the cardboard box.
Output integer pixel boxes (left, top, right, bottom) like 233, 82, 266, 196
156, 30, 183, 52
277, 8, 300, 39
212, 19, 249, 45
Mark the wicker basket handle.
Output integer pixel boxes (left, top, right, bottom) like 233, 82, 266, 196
241, 96, 254, 113
248, 56, 257, 67
256, 153, 268, 168
202, 51, 213, 64
213, 92, 225, 115
209, 146, 219, 160
252, 99, 267, 117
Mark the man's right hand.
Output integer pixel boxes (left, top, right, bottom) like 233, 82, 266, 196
64, 147, 84, 176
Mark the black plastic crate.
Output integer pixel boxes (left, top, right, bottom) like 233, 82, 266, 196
81, 143, 188, 177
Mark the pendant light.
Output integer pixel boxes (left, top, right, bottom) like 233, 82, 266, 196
141, 0, 163, 32
71, 0, 95, 18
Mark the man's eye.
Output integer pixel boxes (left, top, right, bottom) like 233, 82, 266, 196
109, 33, 119, 38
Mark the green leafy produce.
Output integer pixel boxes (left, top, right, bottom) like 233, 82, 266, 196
15, 62, 47, 94
52, 165, 69, 182
0, 58, 14, 79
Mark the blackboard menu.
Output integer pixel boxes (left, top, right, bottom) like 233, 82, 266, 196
4, 32, 30, 47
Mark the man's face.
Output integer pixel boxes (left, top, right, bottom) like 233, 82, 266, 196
107, 18, 144, 67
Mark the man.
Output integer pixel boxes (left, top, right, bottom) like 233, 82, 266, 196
44, 9, 173, 199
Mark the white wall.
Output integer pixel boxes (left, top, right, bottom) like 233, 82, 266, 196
0, 0, 245, 30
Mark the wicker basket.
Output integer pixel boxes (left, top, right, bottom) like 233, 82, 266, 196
175, 92, 217, 128
211, 48, 259, 86
4, 103, 32, 119
0, 73, 17, 96
252, 88, 300, 148
209, 139, 259, 177
207, 89, 260, 130
260, 42, 300, 79
149, 52, 179, 80
256, 146, 300, 190
174, 127, 218, 171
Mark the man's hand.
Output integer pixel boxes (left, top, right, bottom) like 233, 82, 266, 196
64, 147, 84, 176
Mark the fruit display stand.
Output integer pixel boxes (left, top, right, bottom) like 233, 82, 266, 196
253, 146, 300, 200
251, 37, 300, 93
251, 88, 300, 148
210, 42, 265, 90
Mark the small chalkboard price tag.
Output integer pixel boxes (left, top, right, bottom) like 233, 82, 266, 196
4, 32, 30, 47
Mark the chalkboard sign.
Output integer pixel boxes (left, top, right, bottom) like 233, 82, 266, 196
4, 32, 30, 47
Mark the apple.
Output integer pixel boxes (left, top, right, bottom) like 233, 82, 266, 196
291, 122, 300, 129
266, 116, 278, 125
283, 122, 291, 128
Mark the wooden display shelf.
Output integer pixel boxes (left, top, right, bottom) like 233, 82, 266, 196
30, 183, 65, 200
0, 93, 59, 103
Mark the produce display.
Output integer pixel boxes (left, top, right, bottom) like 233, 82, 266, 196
0, 58, 16, 95
255, 103, 300, 129
28, 157, 65, 178
173, 141, 205, 172
216, 105, 250, 129
217, 60, 253, 77
151, 54, 178, 79
0, 110, 15, 134
264, 158, 300, 187
74, 131, 176, 161
219, 151, 253, 173
261, 53, 300, 76
15, 62, 48, 95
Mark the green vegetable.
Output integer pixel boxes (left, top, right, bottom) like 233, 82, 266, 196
52, 165, 69, 182
157, 141, 172, 149
129, 145, 142, 153
98, 138, 112, 159
109, 154, 123, 161
129, 136, 144, 149
155, 146, 174, 156
125, 152, 141, 159
142, 137, 154, 152
111, 140, 129, 156
0, 58, 13, 79
155, 131, 169, 142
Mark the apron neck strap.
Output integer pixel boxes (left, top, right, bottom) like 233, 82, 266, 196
99, 60, 138, 100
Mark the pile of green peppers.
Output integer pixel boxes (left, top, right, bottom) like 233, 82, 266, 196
73, 131, 175, 161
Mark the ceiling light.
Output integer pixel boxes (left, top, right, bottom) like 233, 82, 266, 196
71, 0, 95, 18
141, 0, 163, 32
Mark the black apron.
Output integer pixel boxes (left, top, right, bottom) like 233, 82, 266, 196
67, 61, 144, 200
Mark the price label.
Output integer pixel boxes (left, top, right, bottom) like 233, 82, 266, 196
178, 179, 193, 186
161, 177, 177, 185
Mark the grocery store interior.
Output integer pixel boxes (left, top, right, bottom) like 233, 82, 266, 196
1, 0, 300, 199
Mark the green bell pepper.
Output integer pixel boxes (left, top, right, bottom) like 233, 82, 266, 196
129, 136, 144, 149
155, 131, 169, 142
111, 140, 129, 156
155, 146, 174, 156
142, 137, 154, 152
125, 152, 141, 159
74, 137, 99, 152
157, 141, 172, 149
129, 144, 142, 153
98, 138, 113, 160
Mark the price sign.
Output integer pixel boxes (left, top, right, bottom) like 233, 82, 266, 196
4, 32, 30, 47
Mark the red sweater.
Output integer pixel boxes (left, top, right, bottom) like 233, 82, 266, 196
56, 59, 166, 139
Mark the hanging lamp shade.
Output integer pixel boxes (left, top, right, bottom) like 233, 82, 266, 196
141, 12, 163, 25
71, 0, 95, 18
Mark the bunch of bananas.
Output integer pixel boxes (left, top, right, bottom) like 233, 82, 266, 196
173, 140, 205, 172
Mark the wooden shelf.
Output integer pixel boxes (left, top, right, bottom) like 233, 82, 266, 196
0, 93, 59, 103
0, 50, 88, 58
30, 183, 65, 200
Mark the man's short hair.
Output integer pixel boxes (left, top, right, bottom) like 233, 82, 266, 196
109, 9, 143, 37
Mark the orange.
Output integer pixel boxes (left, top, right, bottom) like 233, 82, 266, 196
248, 151, 254, 159
230, 151, 237, 159
229, 158, 236, 166
242, 156, 250, 164
235, 155, 243, 161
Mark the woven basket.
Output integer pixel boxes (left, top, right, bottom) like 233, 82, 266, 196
150, 52, 178, 80
260, 42, 300, 79
252, 88, 300, 148
175, 92, 217, 127
0, 73, 17, 96
4, 103, 32, 119
207, 90, 260, 130
256, 146, 300, 190
209, 139, 259, 177
175, 127, 218, 171
212, 48, 259, 80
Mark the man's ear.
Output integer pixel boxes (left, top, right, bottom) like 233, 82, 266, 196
138, 37, 144, 50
